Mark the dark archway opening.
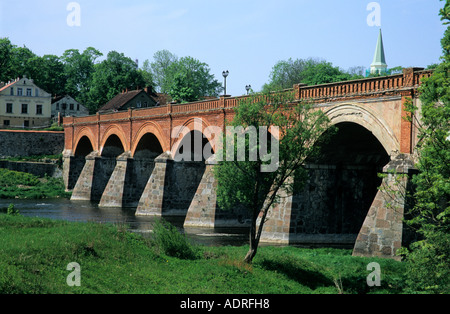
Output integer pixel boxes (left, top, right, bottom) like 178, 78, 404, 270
92, 135, 125, 201
164, 130, 210, 219
289, 122, 390, 247
68, 136, 94, 190
128, 133, 165, 207
134, 133, 164, 160
75, 136, 94, 157
101, 135, 125, 158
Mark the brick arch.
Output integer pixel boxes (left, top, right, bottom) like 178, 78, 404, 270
170, 117, 219, 158
73, 127, 97, 155
100, 124, 129, 154
324, 104, 399, 156
131, 122, 169, 157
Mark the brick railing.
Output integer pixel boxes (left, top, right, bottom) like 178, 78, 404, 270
295, 68, 432, 100
64, 68, 433, 126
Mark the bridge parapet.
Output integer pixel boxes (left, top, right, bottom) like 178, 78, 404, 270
294, 68, 432, 102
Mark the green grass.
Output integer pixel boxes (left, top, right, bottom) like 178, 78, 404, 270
0, 168, 71, 199
0, 214, 411, 294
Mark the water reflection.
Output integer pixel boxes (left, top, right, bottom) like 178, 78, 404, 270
0, 199, 248, 247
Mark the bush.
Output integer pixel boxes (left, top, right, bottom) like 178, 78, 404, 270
399, 231, 450, 293
6, 204, 19, 216
151, 219, 198, 260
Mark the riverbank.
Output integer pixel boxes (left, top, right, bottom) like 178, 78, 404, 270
0, 214, 410, 294
0, 168, 70, 199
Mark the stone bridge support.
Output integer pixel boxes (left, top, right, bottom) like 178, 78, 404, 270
70, 151, 99, 201
352, 154, 415, 260
99, 151, 132, 208
136, 152, 172, 216
183, 155, 218, 228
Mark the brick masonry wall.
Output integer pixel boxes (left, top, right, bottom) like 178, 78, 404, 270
0, 130, 64, 158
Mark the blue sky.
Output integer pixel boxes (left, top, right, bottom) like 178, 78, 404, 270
0, 0, 446, 96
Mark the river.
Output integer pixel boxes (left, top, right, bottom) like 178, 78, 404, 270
0, 199, 249, 247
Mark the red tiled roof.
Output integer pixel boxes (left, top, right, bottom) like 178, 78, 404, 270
0, 80, 18, 92
98, 90, 144, 112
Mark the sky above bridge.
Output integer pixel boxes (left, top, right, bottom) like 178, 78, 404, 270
0, 0, 446, 96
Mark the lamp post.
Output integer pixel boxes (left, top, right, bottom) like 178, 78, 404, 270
245, 85, 251, 95
222, 70, 229, 96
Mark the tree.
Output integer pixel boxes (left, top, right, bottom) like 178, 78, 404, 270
150, 49, 178, 94
301, 61, 353, 86
262, 58, 320, 92
168, 56, 222, 103
87, 51, 146, 113
399, 0, 450, 293
62, 47, 103, 105
26, 54, 67, 96
0, 39, 37, 83
0, 38, 14, 81
140, 59, 155, 89
213, 91, 333, 263
262, 58, 360, 92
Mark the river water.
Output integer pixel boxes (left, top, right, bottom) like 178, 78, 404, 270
0, 199, 249, 247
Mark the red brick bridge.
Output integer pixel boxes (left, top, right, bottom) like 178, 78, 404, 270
63, 67, 431, 260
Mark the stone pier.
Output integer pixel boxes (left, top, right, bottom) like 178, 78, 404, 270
70, 151, 99, 201
352, 154, 414, 260
99, 151, 132, 208
136, 152, 172, 216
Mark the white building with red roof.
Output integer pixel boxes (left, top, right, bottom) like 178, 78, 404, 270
0, 76, 52, 129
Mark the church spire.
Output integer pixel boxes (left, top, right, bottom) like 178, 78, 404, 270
370, 29, 388, 75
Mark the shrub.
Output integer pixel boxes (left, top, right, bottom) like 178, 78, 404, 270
151, 219, 198, 260
6, 204, 19, 216
399, 231, 450, 293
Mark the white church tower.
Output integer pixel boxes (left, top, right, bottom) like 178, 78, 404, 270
370, 29, 388, 75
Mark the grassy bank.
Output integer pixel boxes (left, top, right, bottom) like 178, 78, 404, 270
0, 214, 410, 294
0, 168, 70, 199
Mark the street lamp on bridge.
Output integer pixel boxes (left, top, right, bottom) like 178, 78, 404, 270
222, 70, 229, 96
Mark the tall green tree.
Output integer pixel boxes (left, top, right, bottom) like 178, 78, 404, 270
0, 38, 37, 83
62, 47, 103, 105
139, 59, 155, 89
150, 49, 178, 94
87, 51, 145, 113
168, 56, 222, 103
262, 58, 360, 92
400, 0, 450, 293
0, 38, 14, 81
214, 91, 333, 263
26, 54, 67, 96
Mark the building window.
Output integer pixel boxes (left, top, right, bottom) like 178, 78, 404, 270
10, 88, 13, 95
77, 104, 80, 111
70, 103, 74, 110
18, 88, 23, 96
36, 104, 43, 115
35, 89, 39, 97
26, 88, 32, 96
3, 120, 10, 127
6, 103, 13, 114
56, 103, 60, 110
22, 104, 28, 114
24, 120, 29, 128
